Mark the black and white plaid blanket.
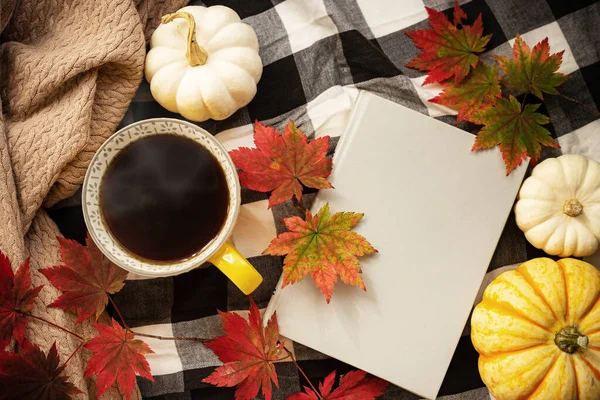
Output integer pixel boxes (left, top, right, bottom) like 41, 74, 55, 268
50, 0, 600, 398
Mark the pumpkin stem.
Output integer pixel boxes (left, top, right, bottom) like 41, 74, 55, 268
555, 326, 589, 354
161, 12, 208, 66
563, 199, 583, 217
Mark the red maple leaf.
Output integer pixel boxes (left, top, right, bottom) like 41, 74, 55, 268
0, 340, 82, 400
263, 203, 377, 303
229, 120, 333, 208
0, 252, 43, 348
287, 369, 389, 400
203, 297, 284, 400
84, 318, 154, 399
405, 1, 491, 85
41, 236, 128, 323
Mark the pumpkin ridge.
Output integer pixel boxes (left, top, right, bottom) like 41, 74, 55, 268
558, 260, 571, 323
477, 343, 551, 359
577, 352, 600, 381
479, 345, 559, 397
578, 157, 599, 202
570, 357, 581, 400
576, 289, 600, 331
479, 300, 553, 333
519, 203, 557, 232
525, 352, 562, 399
581, 328, 600, 337
558, 259, 600, 327
516, 267, 561, 323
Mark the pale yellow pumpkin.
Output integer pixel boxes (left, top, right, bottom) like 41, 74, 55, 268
514, 154, 600, 257
471, 258, 600, 400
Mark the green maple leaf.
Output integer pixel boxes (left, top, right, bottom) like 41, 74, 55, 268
472, 95, 558, 175
496, 34, 568, 99
263, 203, 377, 303
430, 62, 502, 123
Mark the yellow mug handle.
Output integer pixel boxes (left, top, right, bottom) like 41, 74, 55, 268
208, 241, 263, 295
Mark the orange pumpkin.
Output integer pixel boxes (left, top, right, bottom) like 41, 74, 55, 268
471, 258, 600, 399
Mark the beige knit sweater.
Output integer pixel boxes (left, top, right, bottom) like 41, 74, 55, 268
0, 0, 186, 398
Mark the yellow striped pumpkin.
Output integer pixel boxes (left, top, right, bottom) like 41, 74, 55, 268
471, 258, 600, 400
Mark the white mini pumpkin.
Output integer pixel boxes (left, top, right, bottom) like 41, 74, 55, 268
145, 6, 263, 122
515, 154, 600, 257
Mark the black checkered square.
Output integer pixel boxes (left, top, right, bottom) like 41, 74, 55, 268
546, 0, 598, 20
455, 0, 508, 49
581, 61, 600, 110
171, 266, 228, 322
338, 30, 401, 83
112, 277, 174, 328
248, 54, 307, 121
201, 0, 274, 19
227, 255, 283, 310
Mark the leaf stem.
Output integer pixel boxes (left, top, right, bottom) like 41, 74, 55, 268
132, 331, 210, 343
521, 93, 527, 109
19, 311, 86, 341
59, 341, 85, 371
292, 196, 307, 215
108, 296, 129, 330
284, 346, 319, 395
558, 93, 600, 117
108, 296, 209, 343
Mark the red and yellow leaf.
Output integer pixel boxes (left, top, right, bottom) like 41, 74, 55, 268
203, 297, 284, 400
0, 341, 82, 400
84, 318, 154, 399
287, 369, 389, 400
264, 203, 377, 303
405, 1, 491, 85
472, 95, 558, 174
229, 120, 333, 208
0, 252, 43, 348
41, 236, 128, 324
496, 34, 568, 99
430, 62, 501, 123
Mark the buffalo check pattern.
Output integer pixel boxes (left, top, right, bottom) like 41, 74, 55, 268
49, 0, 600, 398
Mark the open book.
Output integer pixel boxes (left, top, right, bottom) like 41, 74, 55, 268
264, 92, 527, 399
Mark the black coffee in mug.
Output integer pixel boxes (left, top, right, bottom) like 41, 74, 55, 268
99, 134, 229, 262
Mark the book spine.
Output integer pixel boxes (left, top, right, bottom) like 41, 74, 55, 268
262, 273, 285, 326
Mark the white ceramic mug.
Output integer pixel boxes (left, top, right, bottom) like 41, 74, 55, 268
82, 118, 262, 294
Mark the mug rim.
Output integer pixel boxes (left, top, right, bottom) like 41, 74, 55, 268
82, 117, 241, 277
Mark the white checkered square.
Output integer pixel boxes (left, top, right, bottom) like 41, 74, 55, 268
231, 200, 278, 258
306, 85, 359, 138
356, 0, 427, 38
133, 324, 184, 376
275, 0, 339, 53
215, 124, 255, 151
509, 21, 578, 75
